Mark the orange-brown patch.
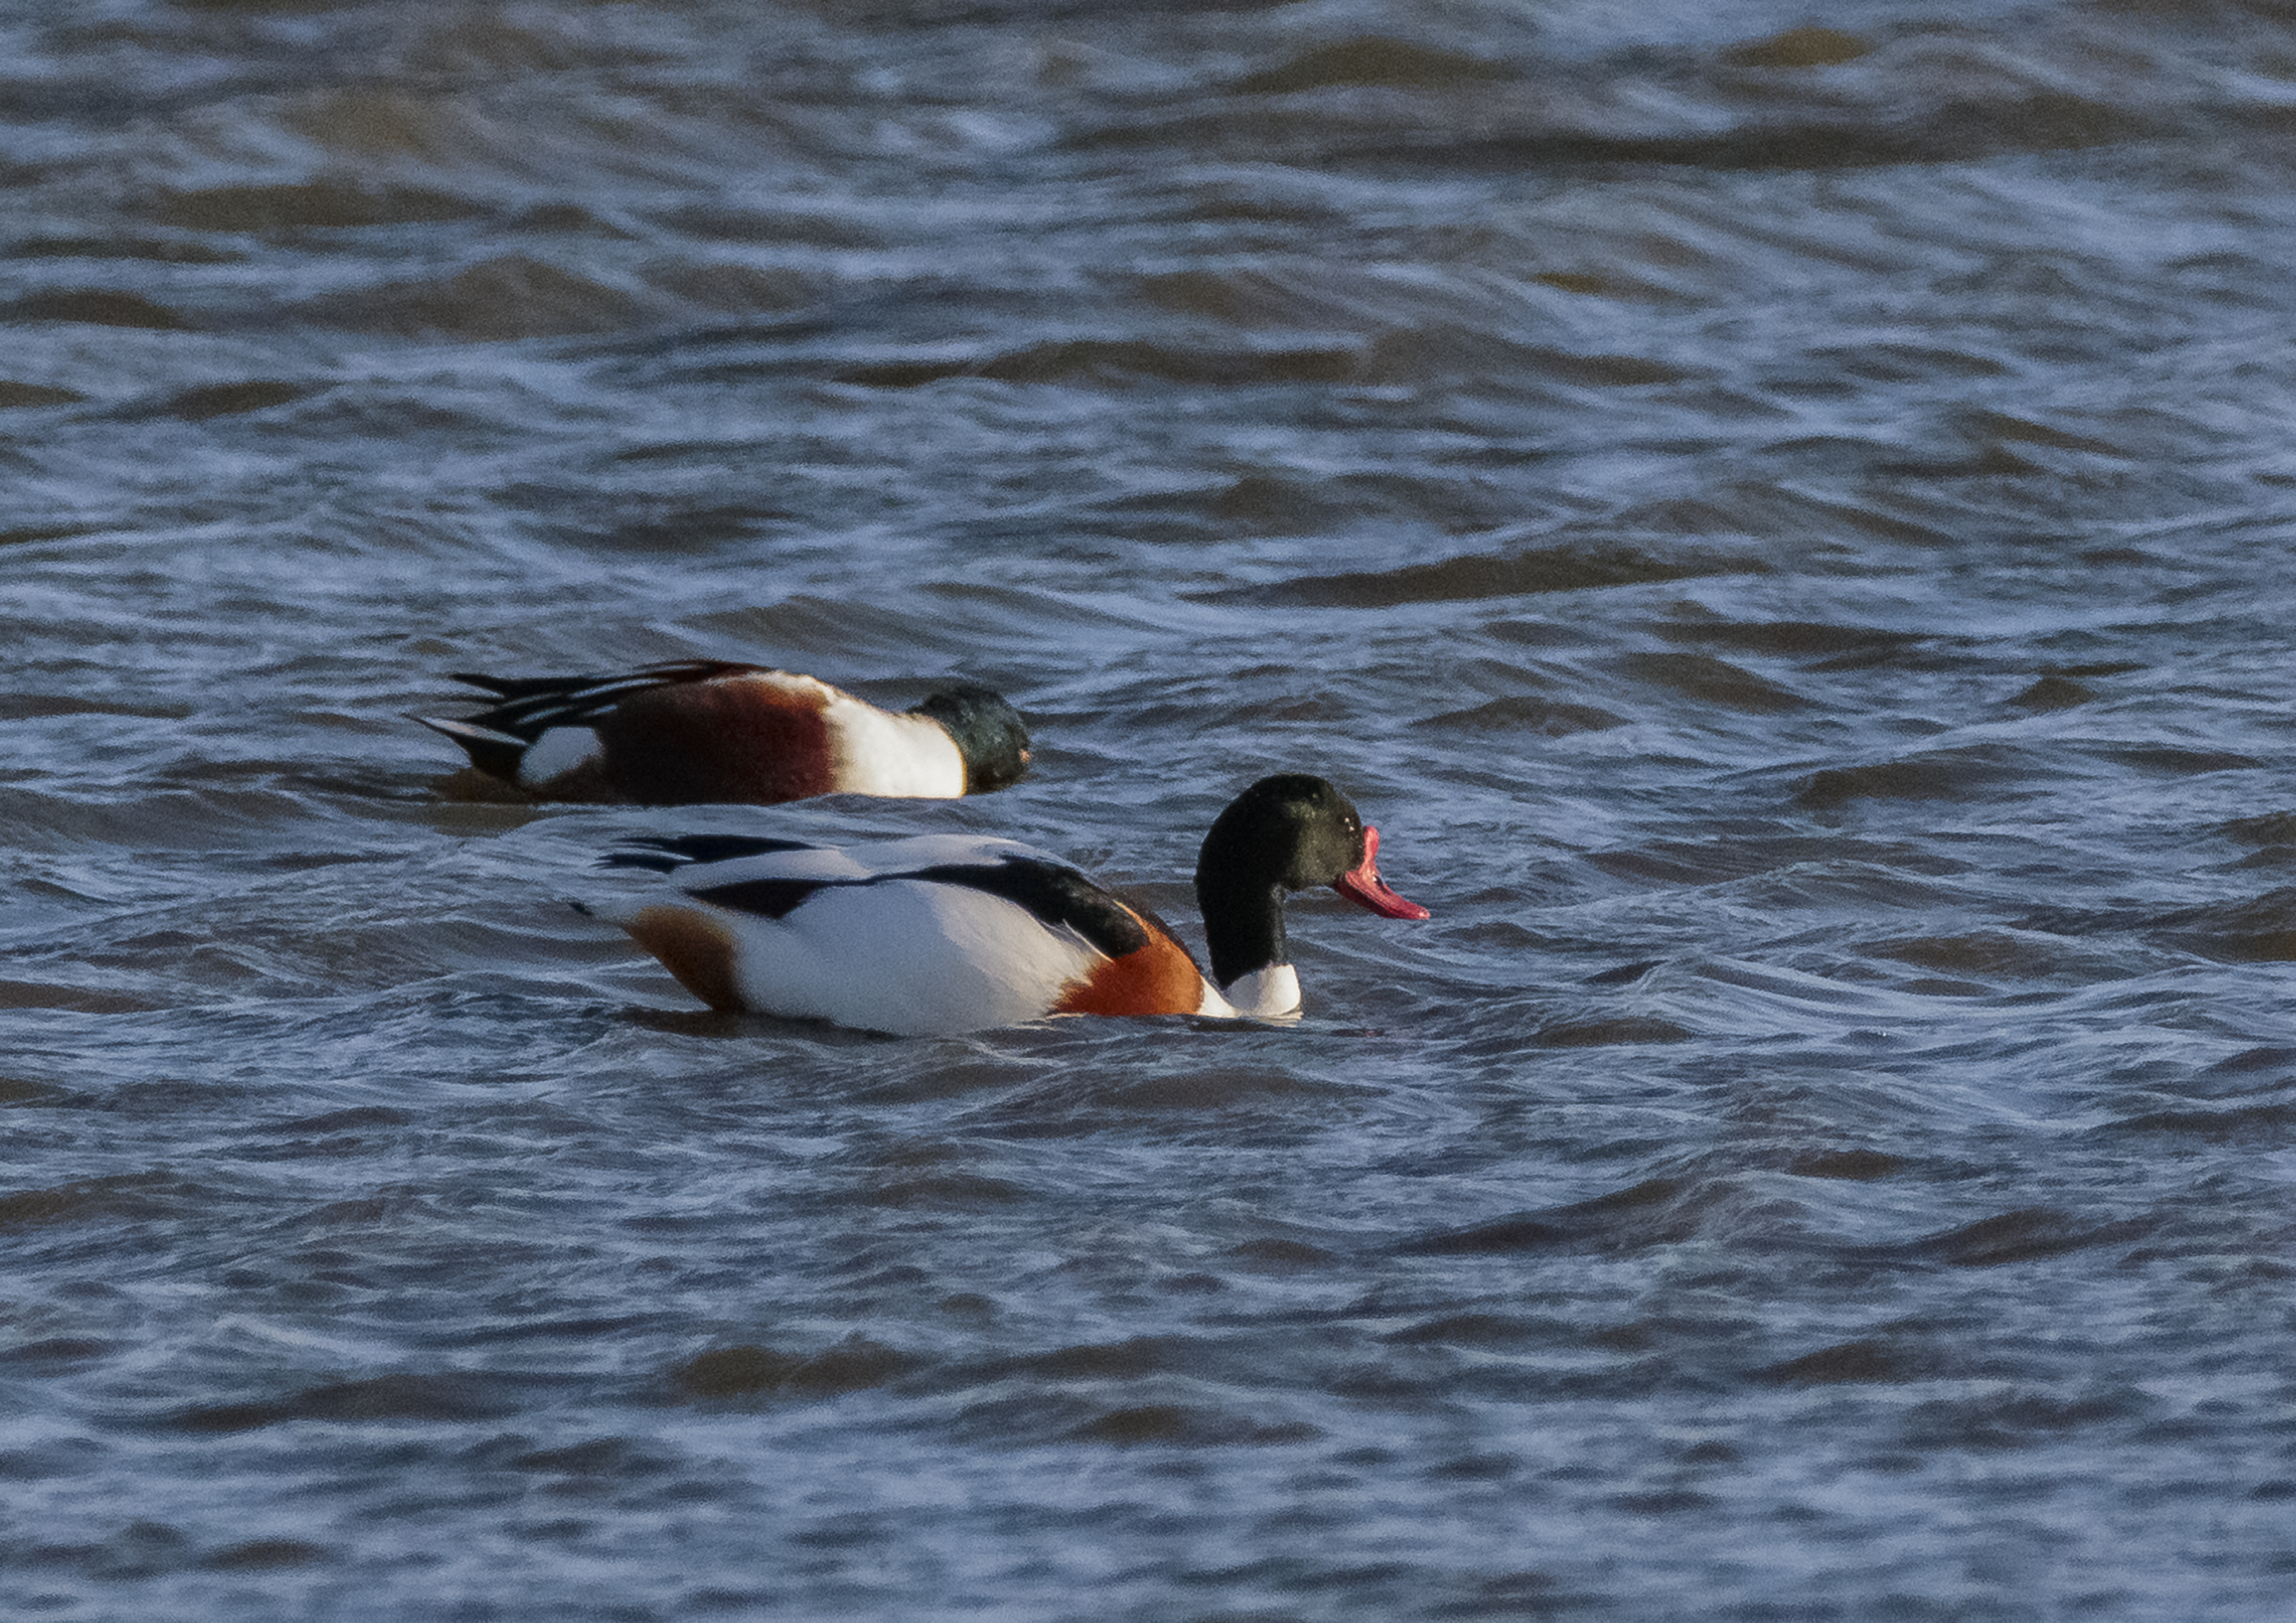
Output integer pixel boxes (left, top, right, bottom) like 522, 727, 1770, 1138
1053, 914, 1208, 1018
599, 679, 834, 805
623, 904, 744, 1012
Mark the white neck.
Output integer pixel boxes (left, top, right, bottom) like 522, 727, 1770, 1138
1211, 963, 1300, 1020
828, 699, 967, 797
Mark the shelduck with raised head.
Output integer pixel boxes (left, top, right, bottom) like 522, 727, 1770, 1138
586, 773, 1429, 1035
418, 661, 1030, 806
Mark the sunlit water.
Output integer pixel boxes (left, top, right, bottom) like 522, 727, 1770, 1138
5, 2, 2295, 1617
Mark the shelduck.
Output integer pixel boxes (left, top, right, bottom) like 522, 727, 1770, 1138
587, 773, 1429, 1035
418, 661, 1029, 806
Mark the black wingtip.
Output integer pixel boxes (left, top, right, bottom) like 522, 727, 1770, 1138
599, 849, 688, 873
598, 832, 820, 873
413, 714, 528, 781
1583, 958, 1663, 987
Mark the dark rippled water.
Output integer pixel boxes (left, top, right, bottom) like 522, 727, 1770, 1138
7, 2, 2296, 1617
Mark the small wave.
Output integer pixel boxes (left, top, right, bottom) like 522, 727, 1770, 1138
146, 180, 482, 233
838, 336, 1359, 389
1, 289, 188, 329
1414, 695, 1627, 735
0, 380, 89, 408
171, 1372, 512, 1433
1893, 1206, 2144, 1269
305, 254, 653, 340
1748, 1338, 1918, 1386
113, 379, 306, 422
1195, 541, 1760, 609
1647, 618, 1930, 662
1062, 1402, 1318, 1447
1618, 650, 1810, 714
1721, 27, 1872, 71
0, 1172, 180, 1229
673, 1337, 917, 1401
1796, 745, 2039, 809
1399, 1175, 1709, 1256
2091, 1100, 2296, 1144
2149, 886, 2296, 963
1230, 37, 1515, 96
1871, 931, 2102, 984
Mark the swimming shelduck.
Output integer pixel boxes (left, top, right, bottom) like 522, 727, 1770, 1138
418, 661, 1029, 806
588, 773, 1430, 1035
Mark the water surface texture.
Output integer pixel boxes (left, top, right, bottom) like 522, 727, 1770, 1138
5, 2, 2296, 1617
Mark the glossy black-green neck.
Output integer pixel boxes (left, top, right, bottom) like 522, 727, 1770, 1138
910, 684, 1031, 792
1193, 774, 1368, 989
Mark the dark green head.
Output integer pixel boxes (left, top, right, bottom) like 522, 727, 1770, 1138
1193, 774, 1428, 989
912, 684, 1031, 793
1198, 775, 1372, 897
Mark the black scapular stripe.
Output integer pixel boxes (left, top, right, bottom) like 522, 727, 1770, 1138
453, 661, 755, 742
909, 859, 1149, 960
686, 853, 1151, 961
688, 876, 828, 918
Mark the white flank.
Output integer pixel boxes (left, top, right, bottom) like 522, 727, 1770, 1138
587, 833, 1098, 1035
715, 879, 1100, 1035
823, 690, 967, 797
518, 724, 603, 787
